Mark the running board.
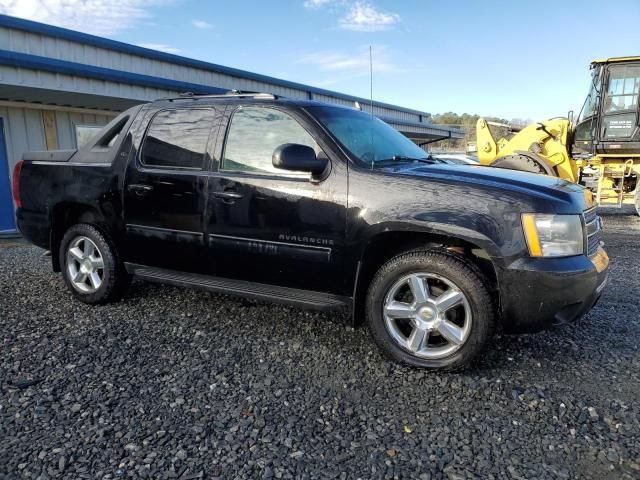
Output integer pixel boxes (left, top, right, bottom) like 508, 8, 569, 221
124, 263, 351, 312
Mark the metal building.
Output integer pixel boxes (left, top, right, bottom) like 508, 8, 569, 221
0, 14, 462, 234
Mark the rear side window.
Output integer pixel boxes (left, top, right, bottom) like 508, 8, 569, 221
141, 108, 215, 169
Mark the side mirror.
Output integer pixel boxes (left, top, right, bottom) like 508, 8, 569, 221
272, 143, 328, 175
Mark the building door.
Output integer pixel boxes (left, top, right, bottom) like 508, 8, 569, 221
0, 118, 16, 233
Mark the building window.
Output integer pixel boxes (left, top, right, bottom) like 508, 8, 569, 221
75, 125, 103, 148
141, 108, 215, 169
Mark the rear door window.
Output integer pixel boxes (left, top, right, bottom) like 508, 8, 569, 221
141, 108, 215, 169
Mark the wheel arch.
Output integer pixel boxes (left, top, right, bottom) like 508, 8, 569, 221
49, 202, 110, 272
351, 228, 500, 327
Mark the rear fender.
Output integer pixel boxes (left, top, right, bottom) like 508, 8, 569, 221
49, 203, 109, 272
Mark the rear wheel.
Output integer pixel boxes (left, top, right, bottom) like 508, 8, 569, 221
59, 224, 128, 304
366, 250, 495, 371
492, 153, 551, 175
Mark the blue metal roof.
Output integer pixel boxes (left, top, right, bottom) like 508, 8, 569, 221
0, 14, 432, 118
0, 48, 462, 137
0, 49, 229, 97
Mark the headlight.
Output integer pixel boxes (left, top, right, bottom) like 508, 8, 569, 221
521, 214, 583, 257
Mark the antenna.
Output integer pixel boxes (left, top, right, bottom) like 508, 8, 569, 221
369, 45, 374, 170
369, 45, 374, 114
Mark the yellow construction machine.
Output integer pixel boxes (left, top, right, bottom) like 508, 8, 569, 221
476, 56, 640, 215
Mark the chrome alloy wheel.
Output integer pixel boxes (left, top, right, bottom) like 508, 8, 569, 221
66, 236, 105, 293
382, 272, 472, 359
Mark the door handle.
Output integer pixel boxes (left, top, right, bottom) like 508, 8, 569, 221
213, 191, 244, 200
128, 184, 154, 196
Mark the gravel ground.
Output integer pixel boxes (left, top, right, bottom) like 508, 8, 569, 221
1, 210, 639, 480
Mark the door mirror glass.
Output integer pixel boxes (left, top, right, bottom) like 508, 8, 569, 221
272, 143, 327, 175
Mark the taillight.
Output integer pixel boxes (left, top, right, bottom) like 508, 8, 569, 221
12, 160, 23, 208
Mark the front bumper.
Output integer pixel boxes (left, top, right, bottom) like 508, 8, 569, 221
498, 247, 609, 334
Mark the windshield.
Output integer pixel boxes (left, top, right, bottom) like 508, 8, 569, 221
307, 106, 430, 166
577, 65, 602, 122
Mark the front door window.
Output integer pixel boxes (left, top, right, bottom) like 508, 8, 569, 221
222, 106, 319, 176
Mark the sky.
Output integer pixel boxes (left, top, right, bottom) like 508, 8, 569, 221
1, 0, 640, 120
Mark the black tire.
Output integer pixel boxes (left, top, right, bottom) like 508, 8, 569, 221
59, 223, 129, 304
366, 250, 495, 371
492, 154, 551, 175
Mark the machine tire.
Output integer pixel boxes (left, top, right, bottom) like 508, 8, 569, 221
59, 223, 129, 304
365, 249, 495, 371
492, 154, 552, 176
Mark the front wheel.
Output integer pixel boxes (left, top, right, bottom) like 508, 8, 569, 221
366, 250, 495, 371
59, 223, 129, 304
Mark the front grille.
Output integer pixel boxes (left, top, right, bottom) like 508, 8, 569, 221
583, 208, 597, 225
583, 207, 602, 256
587, 231, 602, 255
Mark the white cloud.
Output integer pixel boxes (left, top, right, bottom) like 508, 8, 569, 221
137, 43, 180, 54
303, 0, 334, 8
298, 46, 395, 75
339, 1, 399, 32
191, 19, 212, 29
0, 0, 169, 36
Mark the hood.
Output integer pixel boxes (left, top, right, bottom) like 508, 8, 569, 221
377, 163, 593, 210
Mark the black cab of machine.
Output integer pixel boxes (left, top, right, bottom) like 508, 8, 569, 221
14, 92, 609, 371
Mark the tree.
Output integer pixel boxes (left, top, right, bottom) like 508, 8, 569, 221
427, 112, 514, 152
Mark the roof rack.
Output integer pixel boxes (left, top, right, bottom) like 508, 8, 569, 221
163, 90, 278, 102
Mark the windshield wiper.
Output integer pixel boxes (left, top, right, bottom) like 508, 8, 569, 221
376, 155, 436, 165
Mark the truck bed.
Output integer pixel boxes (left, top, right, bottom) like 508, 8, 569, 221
23, 149, 77, 163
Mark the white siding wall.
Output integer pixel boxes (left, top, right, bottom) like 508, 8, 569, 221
0, 28, 336, 100
0, 26, 427, 123
0, 65, 176, 103
1, 106, 45, 173
0, 106, 113, 173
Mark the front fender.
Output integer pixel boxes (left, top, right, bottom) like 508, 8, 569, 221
355, 205, 525, 266
359, 219, 501, 259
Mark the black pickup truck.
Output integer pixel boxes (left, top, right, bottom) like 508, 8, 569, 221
13, 92, 609, 370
